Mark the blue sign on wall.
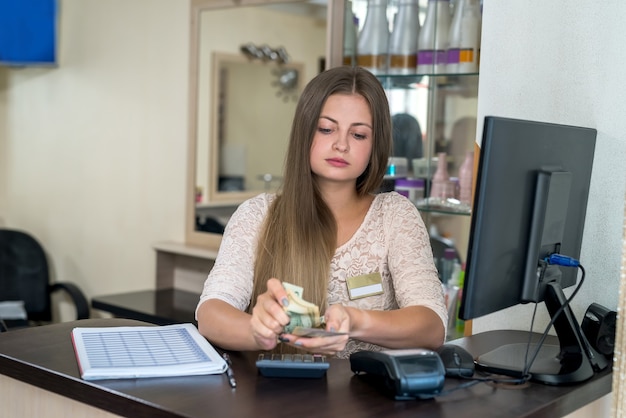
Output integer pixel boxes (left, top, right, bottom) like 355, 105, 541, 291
0, 0, 57, 65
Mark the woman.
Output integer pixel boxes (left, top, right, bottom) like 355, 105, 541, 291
196, 66, 446, 358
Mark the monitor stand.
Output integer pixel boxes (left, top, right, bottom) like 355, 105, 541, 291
475, 282, 609, 385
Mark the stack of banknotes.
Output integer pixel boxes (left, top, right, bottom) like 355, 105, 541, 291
282, 282, 345, 337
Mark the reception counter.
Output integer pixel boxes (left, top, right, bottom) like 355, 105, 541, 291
0, 319, 612, 417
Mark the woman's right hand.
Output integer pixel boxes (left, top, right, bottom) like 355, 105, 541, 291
250, 278, 291, 350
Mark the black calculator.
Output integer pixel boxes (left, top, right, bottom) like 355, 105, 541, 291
256, 353, 330, 378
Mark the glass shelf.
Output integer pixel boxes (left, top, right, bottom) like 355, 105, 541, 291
375, 71, 479, 79
376, 72, 479, 90
417, 206, 471, 217
416, 197, 471, 216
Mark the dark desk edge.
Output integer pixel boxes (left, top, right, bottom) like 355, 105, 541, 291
0, 356, 181, 418
0, 322, 613, 418
0, 319, 180, 418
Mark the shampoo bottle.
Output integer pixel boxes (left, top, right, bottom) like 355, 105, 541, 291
429, 152, 451, 199
343, 0, 358, 66
446, 0, 466, 73
417, 0, 451, 74
457, 0, 481, 73
458, 150, 474, 205
388, 0, 420, 75
356, 0, 390, 75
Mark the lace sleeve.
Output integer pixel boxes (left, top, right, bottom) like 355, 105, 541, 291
195, 194, 271, 317
384, 194, 448, 331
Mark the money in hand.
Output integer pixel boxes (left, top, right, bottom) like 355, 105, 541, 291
282, 282, 324, 334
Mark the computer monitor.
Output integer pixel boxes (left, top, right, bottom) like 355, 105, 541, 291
459, 116, 608, 385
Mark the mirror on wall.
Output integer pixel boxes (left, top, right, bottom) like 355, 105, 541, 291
186, 0, 330, 248
205, 52, 304, 202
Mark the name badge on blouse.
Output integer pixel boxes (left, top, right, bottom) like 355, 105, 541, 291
347, 273, 384, 300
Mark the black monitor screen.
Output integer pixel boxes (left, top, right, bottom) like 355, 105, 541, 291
460, 116, 596, 320
457, 116, 604, 385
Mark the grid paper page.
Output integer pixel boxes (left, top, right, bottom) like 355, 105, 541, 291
81, 327, 210, 368
71, 323, 227, 380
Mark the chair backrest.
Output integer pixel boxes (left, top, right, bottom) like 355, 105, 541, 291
0, 229, 52, 322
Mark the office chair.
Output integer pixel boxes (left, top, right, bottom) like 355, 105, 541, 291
0, 228, 90, 331
195, 216, 226, 235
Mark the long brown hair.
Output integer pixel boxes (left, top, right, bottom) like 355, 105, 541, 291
250, 66, 392, 315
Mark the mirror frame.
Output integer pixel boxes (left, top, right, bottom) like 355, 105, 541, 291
185, 0, 344, 249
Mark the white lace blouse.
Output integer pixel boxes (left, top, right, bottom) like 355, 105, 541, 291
196, 191, 447, 358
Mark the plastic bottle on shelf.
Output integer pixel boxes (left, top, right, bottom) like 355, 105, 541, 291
456, 0, 481, 73
417, 0, 451, 75
455, 267, 466, 334
388, 0, 420, 75
449, 176, 460, 199
458, 150, 474, 205
445, 261, 461, 331
443, 248, 458, 282
386, 156, 408, 177
429, 152, 451, 200
343, 0, 358, 66
356, 0, 390, 75
394, 178, 425, 205
446, 0, 466, 73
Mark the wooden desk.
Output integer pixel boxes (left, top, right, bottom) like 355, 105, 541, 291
92, 289, 200, 325
0, 319, 612, 418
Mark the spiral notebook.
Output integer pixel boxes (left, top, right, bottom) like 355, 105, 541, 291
71, 323, 227, 380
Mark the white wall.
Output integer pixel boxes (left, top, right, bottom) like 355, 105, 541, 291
0, 0, 190, 301
474, 0, 624, 335
475, 1, 626, 416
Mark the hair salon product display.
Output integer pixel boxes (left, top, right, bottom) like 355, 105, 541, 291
406, 152, 469, 213
351, 0, 481, 74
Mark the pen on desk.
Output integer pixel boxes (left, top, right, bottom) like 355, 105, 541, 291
222, 353, 237, 388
